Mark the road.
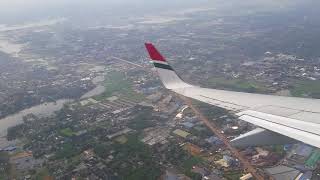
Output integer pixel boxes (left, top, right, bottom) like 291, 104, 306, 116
111, 56, 269, 180
110, 56, 144, 68
180, 96, 267, 180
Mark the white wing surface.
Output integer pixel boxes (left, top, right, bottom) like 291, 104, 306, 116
145, 43, 320, 148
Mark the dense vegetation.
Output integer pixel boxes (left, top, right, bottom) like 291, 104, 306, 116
290, 80, 320, 99
111, 134, 162, 180
0, 152, 10, 180
7, 124, 26, 140
60, 128, 76, 137
128, 106, 156, 131
94, 71, 144, 102
207, 77, 268, 93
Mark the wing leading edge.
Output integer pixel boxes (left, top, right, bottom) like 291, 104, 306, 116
145, 43, 320, 148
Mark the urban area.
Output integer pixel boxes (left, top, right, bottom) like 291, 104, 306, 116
0, 2, 320, 180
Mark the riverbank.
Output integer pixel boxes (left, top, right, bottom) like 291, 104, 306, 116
0, 99, 72, 137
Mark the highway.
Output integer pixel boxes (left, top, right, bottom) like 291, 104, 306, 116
112, 56, 269, 180
180, 96, 267, 180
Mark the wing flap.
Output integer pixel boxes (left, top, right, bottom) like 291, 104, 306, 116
237, 111, 320, 148
230, 128, 297, 147
237, 110, 320, 136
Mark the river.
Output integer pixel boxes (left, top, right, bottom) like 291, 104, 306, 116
80, 75, 106, 99
0, 99, 72, 136
80, 85, 105, 99
0, 75, 106, 137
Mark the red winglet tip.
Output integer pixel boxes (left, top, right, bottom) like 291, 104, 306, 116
145, 43, 166, 62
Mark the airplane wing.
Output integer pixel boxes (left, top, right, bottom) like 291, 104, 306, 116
145, 43, 320, 148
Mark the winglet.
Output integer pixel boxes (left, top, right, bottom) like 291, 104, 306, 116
145, 43, 166, 62
144, 43, 192, 89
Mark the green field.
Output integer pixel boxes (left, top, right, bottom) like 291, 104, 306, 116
94, 71, 144, 102
207, 77, 268, 93
60, 128, 76, 137
182, 156, 203, 180
290, 80, 320, 98
182, 156, 203, 170
114, 135, 128, 144
224, 170, 243, 180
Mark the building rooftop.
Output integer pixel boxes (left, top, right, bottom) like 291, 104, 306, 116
265, 165, 300, 180
172, 129, 190, 138
181, 122, 194, 128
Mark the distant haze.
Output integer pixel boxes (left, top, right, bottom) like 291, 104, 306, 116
0, 0, 317, 25
0, 0, 204, 24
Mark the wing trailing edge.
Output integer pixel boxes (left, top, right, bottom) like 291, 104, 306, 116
230, 128, 297, 147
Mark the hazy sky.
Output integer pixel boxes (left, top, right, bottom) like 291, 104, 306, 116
0, 0, 104, 10
0, 0, 181, 8
0, 0, 210, 24
0, 0, 297, 11
0, 0, 314, 25
0, 0, 145, 24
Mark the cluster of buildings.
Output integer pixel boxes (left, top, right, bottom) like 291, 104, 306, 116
239, 52, 320, 90
0, 13, 320, 180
